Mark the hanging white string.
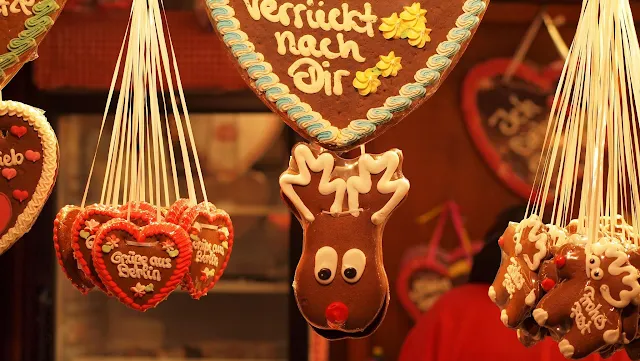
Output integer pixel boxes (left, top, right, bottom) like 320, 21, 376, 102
527, 0, 640, 251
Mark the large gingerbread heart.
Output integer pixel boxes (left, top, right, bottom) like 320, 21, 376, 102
92, 219, 192, 311
70, 205, 155, 293
205, 0, 488, 151
0, 0, 67, 89
0, 100, 58, 255
462, 59, 582, 199
179, 202, 234, 299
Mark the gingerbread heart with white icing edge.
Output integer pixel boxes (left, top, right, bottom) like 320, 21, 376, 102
0, 0, 67, 90
70, 205, 156, 293
178, 202, 234, 299
0, 100, 58, 255
280, 142, 409, 339
92, 219, 192, 311
205, 0, 488, 151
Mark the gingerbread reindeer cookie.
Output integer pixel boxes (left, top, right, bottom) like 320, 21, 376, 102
489, 215, 552, 329
280, 143, 409, 339
533, 241, 640, 359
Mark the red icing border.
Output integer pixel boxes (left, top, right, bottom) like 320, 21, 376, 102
178, 202, 234, 299
165, 198, 193, 224
70, 205, 155, 294
92, 219, 192, 311
53, 206, 94, 294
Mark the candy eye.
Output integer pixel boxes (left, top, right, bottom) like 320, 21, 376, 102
315, 246, 338, 285
342, 248, 366, 284
591, 268, 604, 280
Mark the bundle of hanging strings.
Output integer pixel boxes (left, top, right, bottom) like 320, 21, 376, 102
488, 0, 640, 358
52, 0, 234, 311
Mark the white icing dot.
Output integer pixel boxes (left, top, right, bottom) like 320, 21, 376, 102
603, 328, 620, 345
558, 340, 574, 358
525, 290, 536, 306
306, 0, 313, 5
500, 309, 509, 326
318, 1, 324, 5
488, 286, 497, 303
322, 61, 330, 67
533, 308, 548, 326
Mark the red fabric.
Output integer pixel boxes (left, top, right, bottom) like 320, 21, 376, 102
399, 284, 632, 361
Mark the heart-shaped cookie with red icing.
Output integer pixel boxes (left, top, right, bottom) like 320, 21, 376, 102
92, 219, 192, 311
205, 0, 488, 151
164, 198, 193, 224
54, 205, 94, 294
178, 202, 234, 299
0, 100, 58, 255
0, 0, 67, 90
70, 205, 155, 293
462, 59, 583, 199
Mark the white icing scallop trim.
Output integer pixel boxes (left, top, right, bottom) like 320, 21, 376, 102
0, 101, 58, 254
488, 285, 496, 303
603, 328, 620, 345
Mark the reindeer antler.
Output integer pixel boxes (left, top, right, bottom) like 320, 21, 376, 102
279, 144, 347, 222
346, 149, 410, 225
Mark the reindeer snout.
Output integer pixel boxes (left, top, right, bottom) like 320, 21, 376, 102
325, 302, 349, 329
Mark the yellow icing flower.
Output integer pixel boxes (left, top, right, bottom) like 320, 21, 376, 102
353, 68, 382, 96
379, 12, 402, 40
399, 2, 428, 30
376, 52, 403, 77
405, 21, 432, 48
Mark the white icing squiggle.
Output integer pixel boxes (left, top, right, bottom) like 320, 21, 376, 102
591, 241, 640, 308
346, 149, 410, 225
279, 144, 346, 222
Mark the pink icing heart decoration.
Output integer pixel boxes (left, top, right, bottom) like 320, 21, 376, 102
2, 168, 16, 180
12, 189, 28, 202
92, 219, 192, 311
178, 202, 234, 299
0, 0, 68, 90
0, 101, 58, 255
25, 150, 41, 162
205, 0, 489, 151
461, 59, 583, 199
9, 125, 26, 138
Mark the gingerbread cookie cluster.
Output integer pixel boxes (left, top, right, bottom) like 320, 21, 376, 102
490, 215, 640, 359
53, 200, 234, 311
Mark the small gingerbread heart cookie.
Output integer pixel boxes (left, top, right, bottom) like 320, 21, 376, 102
92, 219, 192, 311
53, 205, 94, 294
179, 202, 234, 299
71, 204, 155, 293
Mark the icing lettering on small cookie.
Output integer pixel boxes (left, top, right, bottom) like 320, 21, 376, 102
110, 251, 171, 281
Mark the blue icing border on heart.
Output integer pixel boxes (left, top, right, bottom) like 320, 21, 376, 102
207, 0, 487, 148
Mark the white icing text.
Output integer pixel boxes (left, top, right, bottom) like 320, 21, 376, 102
502, 257, 525, 296
0, 149, 24, 167
110, 251, 172, 282
193, 239, 226, 267
570, 286, 607, 335
0, 0, 34, 16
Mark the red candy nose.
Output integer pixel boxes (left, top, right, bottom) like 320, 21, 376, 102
554, 255, 566, 269
498, 237, 504, 247
541, 278, 556, 292
325, 302, 349, 329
